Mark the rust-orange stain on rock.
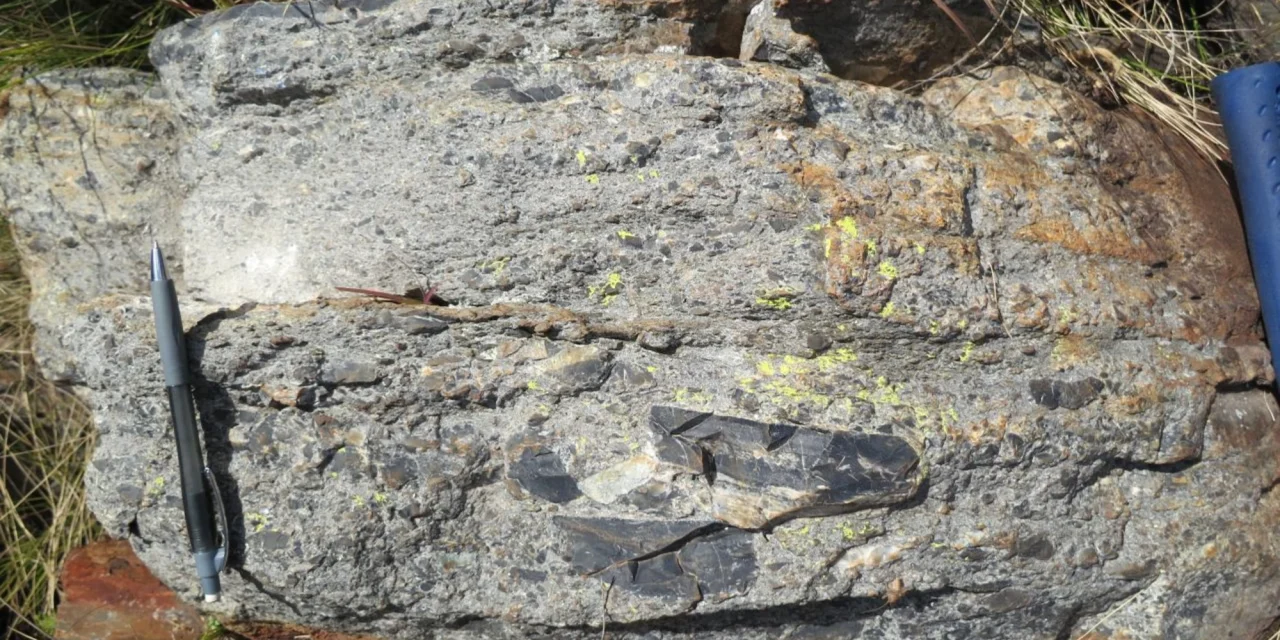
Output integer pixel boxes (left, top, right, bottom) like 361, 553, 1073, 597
784, 156, 983, 316
927, 68, 1260, 348
56, 539, 385, 640
56, 539, 203, 640
226, 621, 382, 640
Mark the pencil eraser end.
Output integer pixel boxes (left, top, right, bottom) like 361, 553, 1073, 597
204, 593, 220, 603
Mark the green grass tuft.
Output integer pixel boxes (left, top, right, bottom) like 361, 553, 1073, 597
32, 614, 53, 636
0, 0, 282, 92
1, 0, 180, 90
200, 616, 226, 640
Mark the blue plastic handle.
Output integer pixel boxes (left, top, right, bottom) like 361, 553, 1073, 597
1213, 62, 1280, 369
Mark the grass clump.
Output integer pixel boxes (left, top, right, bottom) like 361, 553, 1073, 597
0, 0, 181, 90
200, 616, 227, 640
0, 218, 99, 639
1008, 0, 1241, 161
0, 0, 277, 91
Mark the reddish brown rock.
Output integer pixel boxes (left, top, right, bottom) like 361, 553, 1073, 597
56, 539, 381, 640
56, 539, 203, 640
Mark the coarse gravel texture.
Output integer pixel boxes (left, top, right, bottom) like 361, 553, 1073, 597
2, 1, 1280, 638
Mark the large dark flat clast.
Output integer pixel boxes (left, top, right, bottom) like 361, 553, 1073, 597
647, 405, 922, 528
553, 517, 754, 602
506, 434, 581, 504
552, 516, 720, 574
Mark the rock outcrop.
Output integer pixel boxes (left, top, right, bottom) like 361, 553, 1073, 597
1230, 0, 1280, 60
3, 1, 1280, 638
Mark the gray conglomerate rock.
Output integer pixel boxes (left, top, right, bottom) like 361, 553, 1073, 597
738, 0, 827, 74
3, 1, 1280, 638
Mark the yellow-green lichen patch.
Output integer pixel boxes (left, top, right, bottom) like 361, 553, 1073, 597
247, 512, 269, 533
804, 222, 825, 232
373, 492, 389, 504
147, 476, 166, 497
740, 350, 861, 410
587, 272, 624, 306
836, 216, 858, 239
959, 341, 975, 363
913, 405, 930, 426
576, 149, 588, 167
901, 401, 963, 437
759, 380, 831, 407
616, 230, 636, 240
756, 287, 797, 311
914, 242, 926, 255
839, 521, 882, 542
817, 217, 862, 266
873, 375, 902, 405
813, 348, 858, 372
1055, 305, 1078, 329
877, 260, 898, 279
479, 256, 511, 276
756, 296, 793, 310
585, 173, 600, 184
773, 520, 823, 552
879, 301, 896, 318
864, 239, 877, 256
944, 407, 960, 425
739, 348, 941, 430
352, 495, 366, 508
840, 522, 857, 541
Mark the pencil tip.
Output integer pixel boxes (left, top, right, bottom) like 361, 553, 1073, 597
150, 242, 167, 281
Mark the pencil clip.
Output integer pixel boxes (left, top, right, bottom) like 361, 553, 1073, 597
202, 467, 230, 573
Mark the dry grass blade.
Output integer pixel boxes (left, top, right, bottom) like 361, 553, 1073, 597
0, 218, 99, 638
931, 0, 979, 45
1072, 581, 1152, 639
1007, 0, 1239, 163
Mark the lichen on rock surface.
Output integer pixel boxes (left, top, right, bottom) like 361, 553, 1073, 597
3, 1, 1280, 639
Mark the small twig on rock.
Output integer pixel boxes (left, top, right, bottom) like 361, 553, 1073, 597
336, 291, 706, 346
335, 285, 440, 305
600, 576, 614, 640
979, 249, 1012, 339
